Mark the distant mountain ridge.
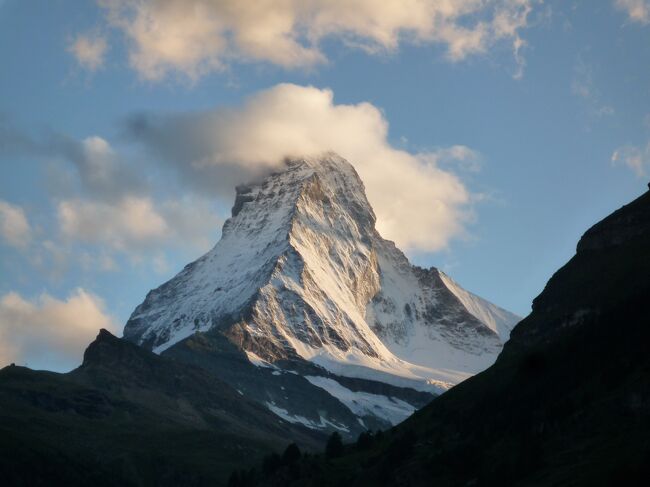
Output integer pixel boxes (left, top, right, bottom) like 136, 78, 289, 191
124, 153, 519, 432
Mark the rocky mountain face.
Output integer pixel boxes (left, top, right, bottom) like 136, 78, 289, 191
249, 187, 650, 487
124, 153, 519, 435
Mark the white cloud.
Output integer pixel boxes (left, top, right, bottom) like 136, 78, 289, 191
128, 83, 475, 252
612, 143, 650, 177
0, 289, 118, 371
57, 195, 220, 255
614, 0, 650, 24
0, 200, 31, 249
97, 0, 535, 81
0, 121, 220, 271
63, 135, 144, 201
68, 33, 108, 71
57, 196, 169, 251
77, 136, 121, 191
47, 135, 221, 254
0, 123, 143, 201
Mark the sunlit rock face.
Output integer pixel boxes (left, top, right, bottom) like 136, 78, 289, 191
124, 152, 519, 433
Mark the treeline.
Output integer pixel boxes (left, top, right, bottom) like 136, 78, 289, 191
227, 429, 392, 487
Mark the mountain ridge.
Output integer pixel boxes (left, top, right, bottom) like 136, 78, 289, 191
124, 153, 518, 389
0, 328, 325, 487
246, 186, 650, 486
122, 152, 519, 432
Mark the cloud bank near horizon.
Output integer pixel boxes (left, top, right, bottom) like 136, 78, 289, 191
0, 289, 118, 371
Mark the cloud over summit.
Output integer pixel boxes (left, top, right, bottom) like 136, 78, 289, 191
128, 83, 475, 252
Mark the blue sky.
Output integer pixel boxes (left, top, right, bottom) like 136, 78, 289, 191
1, 0, 649, 371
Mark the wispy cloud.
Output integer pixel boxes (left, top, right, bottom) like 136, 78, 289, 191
614, 0, 650, 24
0, 123, 143, 201
0, 120, 220, 274
571, 57, 614, 119
68, 32, 108, 72
0, 200, 32, 250
91, 0, 536, 81
56, 196, 219, 254
612, 142, 650, 177
57, 197, 168, 250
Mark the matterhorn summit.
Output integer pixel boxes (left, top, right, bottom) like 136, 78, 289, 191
124, 153, 519, 434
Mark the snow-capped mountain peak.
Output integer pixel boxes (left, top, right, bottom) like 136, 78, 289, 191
124, 152, 519, 431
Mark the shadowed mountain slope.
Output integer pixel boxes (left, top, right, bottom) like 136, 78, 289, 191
0, 330, 324, 487
244, 188, 650, 486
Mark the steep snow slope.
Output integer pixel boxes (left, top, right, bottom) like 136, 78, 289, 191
439, 271, 519, 340
124, 153, 519, 426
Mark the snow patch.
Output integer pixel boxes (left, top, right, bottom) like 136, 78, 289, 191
439, 271, 521, 340
265, 401, 349, 432
245, 350, 279, 369
305, 375, 418, 425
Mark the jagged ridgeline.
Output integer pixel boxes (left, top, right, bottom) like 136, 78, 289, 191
123, 153, 519, 434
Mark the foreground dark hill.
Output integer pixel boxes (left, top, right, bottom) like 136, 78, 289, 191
246, 188, 650, 486
0, 330, 324, 486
